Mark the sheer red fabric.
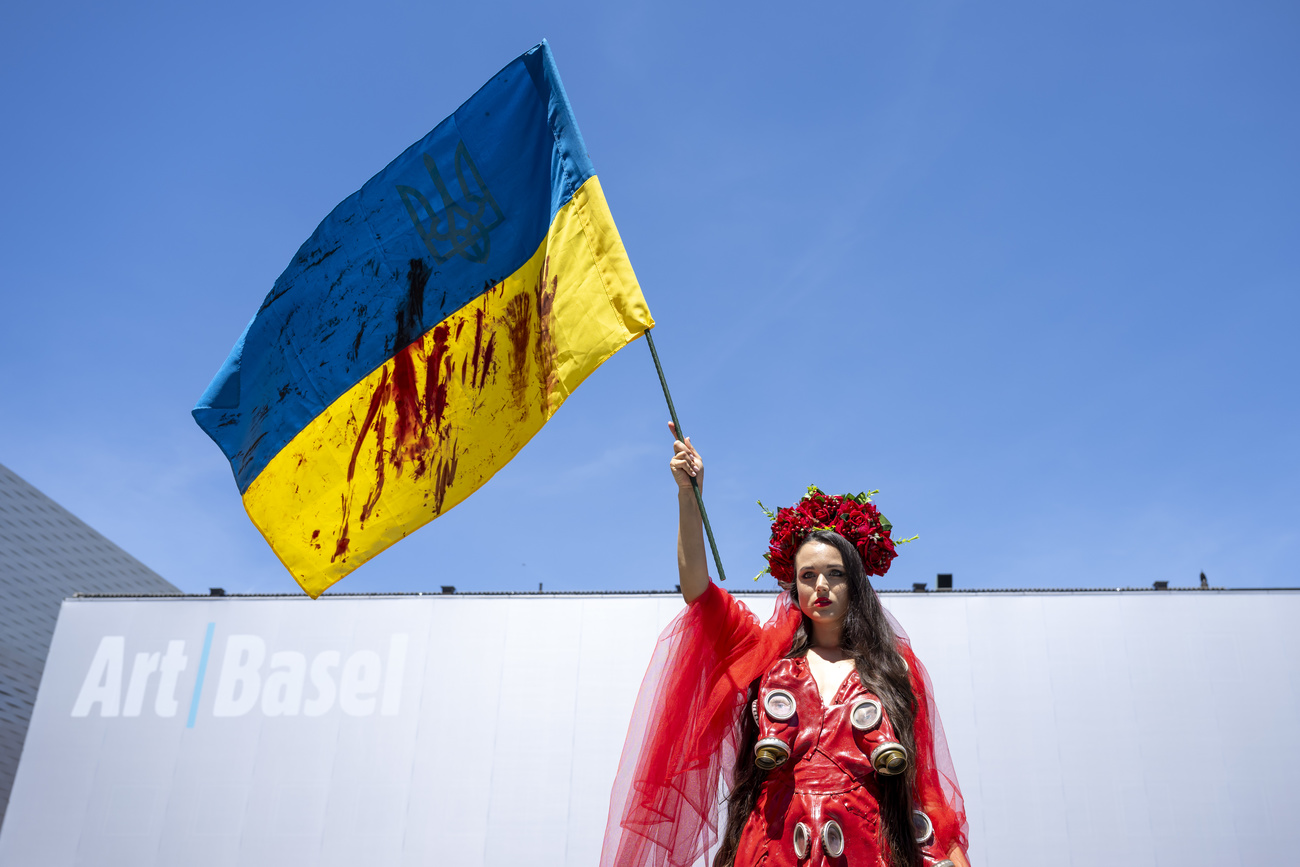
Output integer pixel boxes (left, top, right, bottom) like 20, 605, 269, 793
600, 582, 801, 867
600, 582, 968, 867
886, 609, 969, 857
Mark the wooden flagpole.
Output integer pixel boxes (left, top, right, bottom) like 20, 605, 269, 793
643, 329, 728, 582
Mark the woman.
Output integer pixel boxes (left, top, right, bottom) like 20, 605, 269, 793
599, 429, 969, 867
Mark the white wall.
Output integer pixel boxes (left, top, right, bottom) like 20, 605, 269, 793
1, 590, 1295, 867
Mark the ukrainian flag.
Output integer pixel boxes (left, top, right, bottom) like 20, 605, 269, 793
194, 42, 653, 598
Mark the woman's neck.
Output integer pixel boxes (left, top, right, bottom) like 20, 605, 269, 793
810, 620, 844, 653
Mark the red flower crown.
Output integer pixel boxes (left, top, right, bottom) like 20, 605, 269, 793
759, 486, 906, 585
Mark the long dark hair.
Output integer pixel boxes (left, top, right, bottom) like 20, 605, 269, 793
712, 531, 923, 867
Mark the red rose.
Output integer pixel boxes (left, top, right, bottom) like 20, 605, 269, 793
838, 508, 867, 531
860, 533, 898, 576
768, 530, 795, 564
844, 500, 881, 528
800, 494, 838, 526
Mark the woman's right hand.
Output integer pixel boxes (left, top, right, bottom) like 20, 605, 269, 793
668, 422, 703, 491
669, 422, 709, 603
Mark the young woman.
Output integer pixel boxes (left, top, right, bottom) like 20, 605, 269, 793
599, 428, 969, 867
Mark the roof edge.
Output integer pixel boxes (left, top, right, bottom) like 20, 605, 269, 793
68, 586, 1300, 600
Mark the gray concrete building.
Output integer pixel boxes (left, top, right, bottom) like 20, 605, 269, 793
0, 462, 178, 825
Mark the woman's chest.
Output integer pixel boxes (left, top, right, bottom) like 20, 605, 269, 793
757, 656, 865, 732
754, 657, 903, 789
804, 653, 857, 705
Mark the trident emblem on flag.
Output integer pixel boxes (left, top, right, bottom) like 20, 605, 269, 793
396, 141, 506, 265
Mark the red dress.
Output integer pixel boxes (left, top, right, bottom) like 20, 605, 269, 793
601, 582, 968, 867
737, 657, 958, 866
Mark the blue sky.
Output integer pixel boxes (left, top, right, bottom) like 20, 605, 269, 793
1, 0, 1296, 594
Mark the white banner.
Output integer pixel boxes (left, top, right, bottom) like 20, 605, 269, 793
2, 590, 1297, 866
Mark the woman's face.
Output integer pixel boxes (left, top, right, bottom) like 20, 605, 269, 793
794, 540, 850, 625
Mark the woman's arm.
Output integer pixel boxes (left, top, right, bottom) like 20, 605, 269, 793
669, 422, 710, 604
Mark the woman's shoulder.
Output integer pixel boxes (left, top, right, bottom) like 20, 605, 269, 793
683, 584, 802, 678
679, 581, 763, 656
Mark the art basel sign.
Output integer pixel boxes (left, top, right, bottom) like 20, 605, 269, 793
69, 626, 409, 724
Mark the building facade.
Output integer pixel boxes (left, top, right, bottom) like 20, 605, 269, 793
1, 587, 1296, 866
0, 462, 178, 826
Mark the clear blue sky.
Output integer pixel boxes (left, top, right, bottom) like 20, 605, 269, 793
2, 0, 1296, 594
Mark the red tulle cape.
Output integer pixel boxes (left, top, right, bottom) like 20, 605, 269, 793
599, 582, 968, 867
